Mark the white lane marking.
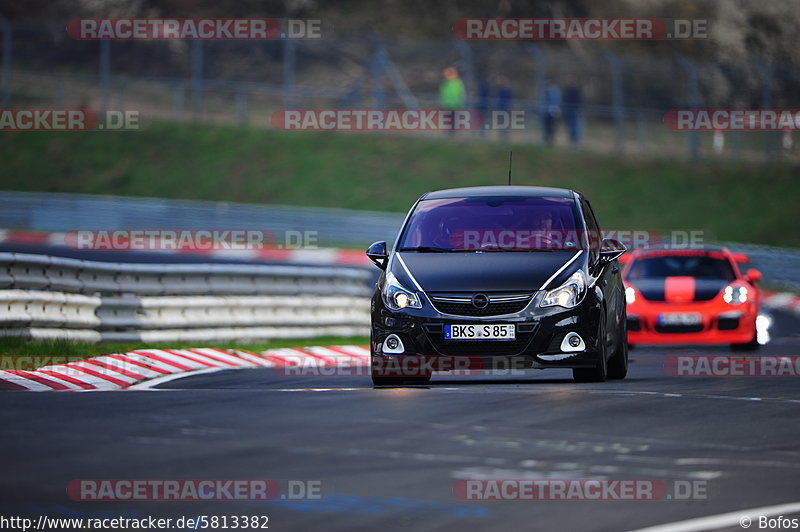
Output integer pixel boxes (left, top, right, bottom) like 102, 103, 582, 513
627, 501, 800, 532
587, 389, 800, 405
539, 250, 583, 291
128, 367, 241, 390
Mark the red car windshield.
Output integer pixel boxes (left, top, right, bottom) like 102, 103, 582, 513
627, 255, 736, 281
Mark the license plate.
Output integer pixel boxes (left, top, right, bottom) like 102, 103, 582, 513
444, 324, 516, 340
658, 313, 702, 326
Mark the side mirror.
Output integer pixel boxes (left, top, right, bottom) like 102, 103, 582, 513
366, 241, 388, 270
599, 238, 627, 265
745, 268, 762, 284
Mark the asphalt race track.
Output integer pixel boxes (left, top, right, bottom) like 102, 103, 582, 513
2, 309, 799, 532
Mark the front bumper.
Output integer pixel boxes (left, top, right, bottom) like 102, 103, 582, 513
626, 301, 757, 345
371, 289, 604, 370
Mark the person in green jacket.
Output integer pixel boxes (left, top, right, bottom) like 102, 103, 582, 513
439, 67, 466, 132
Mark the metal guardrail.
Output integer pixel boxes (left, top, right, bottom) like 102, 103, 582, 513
0, 252, 372, 342
724, 242, 800, 292
0, 191, 405, 249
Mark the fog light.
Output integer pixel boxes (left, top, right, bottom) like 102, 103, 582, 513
383, 334, 405, 354
560, 332, 586, 353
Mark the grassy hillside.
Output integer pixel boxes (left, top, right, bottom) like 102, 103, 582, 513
1, 122, 798, 247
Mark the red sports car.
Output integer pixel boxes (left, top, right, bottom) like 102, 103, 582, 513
622, 247, 762, 349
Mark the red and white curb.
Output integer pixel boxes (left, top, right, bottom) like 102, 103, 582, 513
0, 345, 370, 391
762, 291, 800, 316
0, 230, 371, 267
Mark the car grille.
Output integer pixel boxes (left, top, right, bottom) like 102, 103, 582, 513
428, 293, 533, 317
654, 323, 704, 334
423, 323, 537, 357
717, 316, 740, 330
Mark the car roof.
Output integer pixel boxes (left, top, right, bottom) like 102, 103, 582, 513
421, 186, 576, 200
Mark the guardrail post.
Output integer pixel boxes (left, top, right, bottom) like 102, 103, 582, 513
675, 55, 699, 161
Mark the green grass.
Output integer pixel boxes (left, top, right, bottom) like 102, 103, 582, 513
1, 121, 798, 246
0, 336, 369, 369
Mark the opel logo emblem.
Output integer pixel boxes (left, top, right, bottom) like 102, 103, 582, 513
472, 294, 489, 309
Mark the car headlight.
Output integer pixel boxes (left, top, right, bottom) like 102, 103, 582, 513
723, 284, 748, 305
625, 286, 636, 305
541, 271, 587, 309
382, 272, 422, 310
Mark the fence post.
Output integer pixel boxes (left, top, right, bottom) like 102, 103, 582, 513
283, 38, 296, 108
0, 16, 11, 106
236, 87, 248, 124
99, 39, 110, 114
604, 50, 625, 153
525, 44, 547, 144
172, 83, 185, 118
454, 40, 475, 109
754, 60, 777, 162
55, 77, 64, 107
369, 35, 386, 109
675, 55, 699, 161
191, 39, 203, 121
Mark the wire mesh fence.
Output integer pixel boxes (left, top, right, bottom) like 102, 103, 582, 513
2, 20, 799, 161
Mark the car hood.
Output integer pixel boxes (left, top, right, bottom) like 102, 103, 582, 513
396, 250, 583, 293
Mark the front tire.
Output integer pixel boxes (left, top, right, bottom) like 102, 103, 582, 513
573, 322, 608, 383
731, 326, 760, 351
370, 350, 432, 386
607, 316, 628, 380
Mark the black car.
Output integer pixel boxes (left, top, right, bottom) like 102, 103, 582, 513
366, 186, 628, 385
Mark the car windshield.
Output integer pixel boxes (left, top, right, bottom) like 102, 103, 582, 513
626, 254, 736, 281
398, 196, 583, 252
